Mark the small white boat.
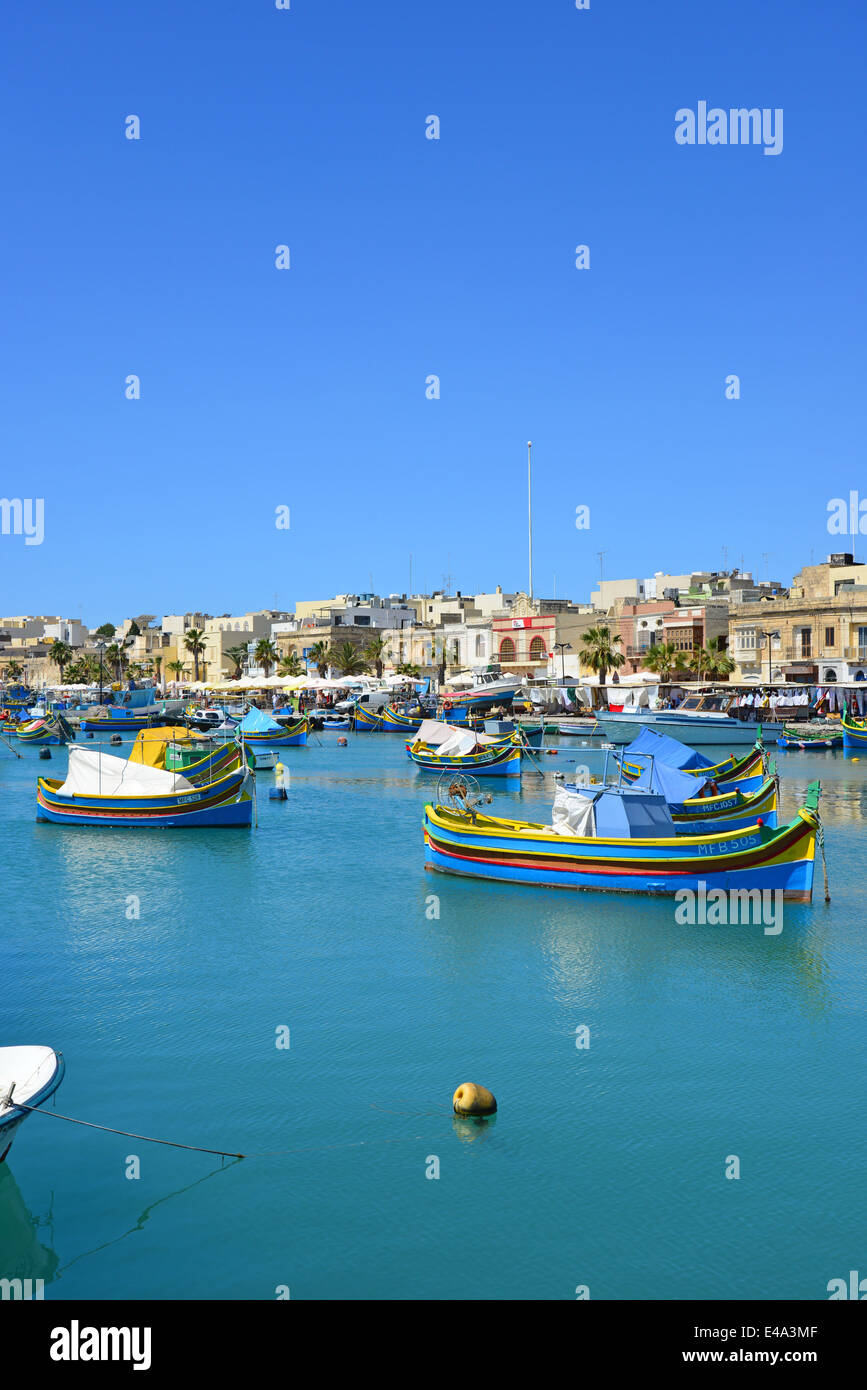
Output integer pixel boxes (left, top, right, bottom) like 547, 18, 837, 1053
245, 747, 278, 770
0, 1047, 65, 1162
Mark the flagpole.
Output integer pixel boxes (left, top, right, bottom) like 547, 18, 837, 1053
527, 440, 533, 602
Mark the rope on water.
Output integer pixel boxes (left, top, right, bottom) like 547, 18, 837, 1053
818, 820, 831, 903
10, 1101, 244, 1159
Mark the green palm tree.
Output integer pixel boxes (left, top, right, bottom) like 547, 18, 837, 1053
152, 654, 163, 683
278, 651, 303, 678
396, 661, 421, 677
225, 645, 248, 679
49, 639, 73, 682
579, 626, 625, 684
184, 628, 207, 682
3, 659, 24, 682
690, 642, 735, 681
254, 638, 279, 678
308, 640, 331, 679
104, 640, 133, 682
328, 641, 369, 677
641, 641, 681, 682
364, 635, 389, 679
167, 659, 187, 683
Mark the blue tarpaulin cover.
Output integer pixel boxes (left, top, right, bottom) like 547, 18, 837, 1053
621, 726, 715, 771
238, 707, 282, 734
623, 757, 712, 803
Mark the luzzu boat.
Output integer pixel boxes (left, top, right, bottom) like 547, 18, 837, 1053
618, 727, 766, 796
0, 1046, 65, 1163
576, 752, 780, 833
423, 781, 821, 901
80, 709, 157, 733
841, 712, 867, 749
352, 703, 383, 731
380, 704, 427, 732
407, 720, 522, 777
15, 713, 74, 745
237, 707, 308, 746
778, 727, 843, 750
36, 746, 253, 827
129, 727, 244, 783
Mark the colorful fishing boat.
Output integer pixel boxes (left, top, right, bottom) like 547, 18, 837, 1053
423, 781, 821, 901
237, 707, 308, 746
352, 703, 383, 731
778, 727, 843, 750
129, 727, 244, 783
0, 1046, 65, 1163
380, 704, 427, 732
439, 669, 524, 714
80, 709, 157, 733
36, 746, 253, 827
578, 754, 780, 832
841, 712, 867, 749
15, 712, 74, 745
407, 720, 522, 777
618, 727, 766, 795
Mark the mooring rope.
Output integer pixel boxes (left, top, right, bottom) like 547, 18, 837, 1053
10, 1101, 244, 1159
818, 820, 831, 903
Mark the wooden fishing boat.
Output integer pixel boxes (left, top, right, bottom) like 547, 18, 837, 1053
80, 710, 156, 733
407, 720, 522, 777
36, 746, 253, 827
380, 704, 426, 732
237, 708, 308, 746
0, 1046, 65, 1162
352, 703, 383, 731
618, 727, 766, 795
841, 713, 867, 749
129, 727, 245, 782
423, 781, 821, 900
778, 727, 843, 750
15, 713, 73, 745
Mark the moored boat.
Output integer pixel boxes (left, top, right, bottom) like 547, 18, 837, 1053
595, 692, 784, 746
15, 713, 74, 745
423, 781, 821, 900
778, 727, 843, 750
36, 746, 252, 827
407, 720, 522, 777
0, 1047, 65, 1162
237, 708, 308, 746
841, 712, 867, 749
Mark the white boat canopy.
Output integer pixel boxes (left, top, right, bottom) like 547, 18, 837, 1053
57, 747, 194, 796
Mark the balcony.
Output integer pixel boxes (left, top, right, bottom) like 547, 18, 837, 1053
844, 648, 867, 662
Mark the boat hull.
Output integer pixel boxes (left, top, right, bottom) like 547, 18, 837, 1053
423, 805, 817, 901
240, 718, 307, 747
408, 743, 522, 777
596, 713, 783, 746
0, 1049, 65, 1163
36, 766, 252, 827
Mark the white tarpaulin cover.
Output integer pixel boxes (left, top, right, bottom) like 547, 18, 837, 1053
58, 747, 194, 797
412, 719, 456, 747
551, 786, 597, 838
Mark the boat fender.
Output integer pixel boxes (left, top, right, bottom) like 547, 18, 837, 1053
274, 760, 285, 788
337, 737, 348, 746
453, 1083, 497, 1117
39, 747, 52, 759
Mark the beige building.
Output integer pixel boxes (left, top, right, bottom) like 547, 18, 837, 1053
728, 553, 867, 683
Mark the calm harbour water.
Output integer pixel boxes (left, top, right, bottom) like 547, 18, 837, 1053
2, 730, 865, 1300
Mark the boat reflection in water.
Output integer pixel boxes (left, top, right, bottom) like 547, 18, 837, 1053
0, 1165, 59, 1292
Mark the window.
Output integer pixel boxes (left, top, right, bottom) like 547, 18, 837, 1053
824, 627, 835, 647
799, 628, 812, 658
858, 627, 867, 649
529, 636, 546, 661
499, 637, 516, 662
736, 627, 756, 650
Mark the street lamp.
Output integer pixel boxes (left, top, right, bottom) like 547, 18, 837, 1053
759, 630, 780, 686
553, 641, 572, 682
96, 639, 106, 706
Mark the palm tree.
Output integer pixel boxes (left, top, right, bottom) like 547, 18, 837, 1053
105, 640, 133, 682
396, 661, 421, 677
579, 626, 625, 684
328, 641, 369, 677
152, 654, 163, 684
49, 639, 73, 683
641, 642, 681, 682
3, 659, 24, 682
308, 640, 331, 679
167, 659, 187, 684
692, 641, 735, 681
364, 635, 389, 679
254, 638, 279, 678
225, 645, 248, 679
184, 628, 207, 682
278, 651, 303, 678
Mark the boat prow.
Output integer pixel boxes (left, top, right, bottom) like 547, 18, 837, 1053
0, 1046, 65, 1162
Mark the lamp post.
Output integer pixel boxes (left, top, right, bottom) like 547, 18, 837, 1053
96, 639, 106, 706
759, 630, 780, 686
527, 441, 533, 602
553, 641, 572, 682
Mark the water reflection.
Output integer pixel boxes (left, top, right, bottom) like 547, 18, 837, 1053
452, 1114, 498, 1144
0, 1165, 59, 1285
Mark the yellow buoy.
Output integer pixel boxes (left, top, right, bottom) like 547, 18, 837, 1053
453, 1082, 497, 1116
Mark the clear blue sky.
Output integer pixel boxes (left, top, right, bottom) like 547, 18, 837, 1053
1, 1, 864, 626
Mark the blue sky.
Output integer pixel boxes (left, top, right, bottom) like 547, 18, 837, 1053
1, 0, 864, 625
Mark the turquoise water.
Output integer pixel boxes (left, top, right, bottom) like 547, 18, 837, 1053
2, 731, 865, 1300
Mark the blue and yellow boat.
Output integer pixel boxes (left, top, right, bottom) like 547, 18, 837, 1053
351, 704, 383, 731
237, 707, 308, 746
15, 713, 73, 745
36, 745, 252, 827
423, 781, 821, 901
407, 720, 522, 777
380, 704, 426, 733
841, 712, 867, 749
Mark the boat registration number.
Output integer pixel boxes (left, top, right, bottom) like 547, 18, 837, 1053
697, 835, 758, 856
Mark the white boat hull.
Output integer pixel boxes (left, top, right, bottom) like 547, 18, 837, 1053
595, 712, 784, 746
0, 1046, 65, 1162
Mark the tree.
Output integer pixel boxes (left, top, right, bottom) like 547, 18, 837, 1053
328, 641, 369, 676
396, 661, 421, 678
578, 626, 625, 685
307, 640, 331, 679
278, 651, 303, 677
104, 640, 133, 682
152, 655, 163, 682
3, 659, 24, 682
254, 638, 279, 678
49, 639, 73, 683
364, 635, 388, 679
95, 623, 116, 639
128, 620, 141, 637
225, 645, 248, 679
184, 628, 207, 682
641, 642, 681, 682
688, 643, 735, 682
167, 660, 186, 683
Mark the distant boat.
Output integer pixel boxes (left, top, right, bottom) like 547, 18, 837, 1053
841, 712, 867, 749
407, 720, 522, 777
237, 708, 308, 746
595, 692, 784, 746
440, 668, 524, 716
0, 1046, 65, 1162
778, 728, 842, 750
36, 746, 253, 827
15, 713, 73, 745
